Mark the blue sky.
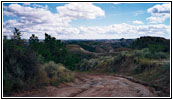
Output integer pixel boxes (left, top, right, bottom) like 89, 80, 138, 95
3, 2, 170, 39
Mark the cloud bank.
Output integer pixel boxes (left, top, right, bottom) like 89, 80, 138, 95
3, 3, 170, 39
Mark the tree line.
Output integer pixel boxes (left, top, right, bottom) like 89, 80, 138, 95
3, 28, 78, 94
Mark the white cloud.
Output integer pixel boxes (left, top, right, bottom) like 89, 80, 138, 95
147, 3, 170, 14
3, 19, 170, 39
32, 4, 48, 9
147, 14, 169, 23
3, 4, 53, 21
3, 3, 170, 39
147, 3, 170, 23
3, 3, 105, 39
75, 23, 169, 39
132, 20, 144, 24
56, 3, 105, 20
3, 3, 105, 27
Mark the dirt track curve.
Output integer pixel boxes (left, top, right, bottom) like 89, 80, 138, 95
11, 73, 157, 97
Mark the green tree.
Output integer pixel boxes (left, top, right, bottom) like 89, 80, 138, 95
3, 28, 43, 92
29, 34, 39, 44
11, 28, 21, 40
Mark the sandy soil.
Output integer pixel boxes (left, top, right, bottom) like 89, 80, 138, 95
11, 73, 157, 97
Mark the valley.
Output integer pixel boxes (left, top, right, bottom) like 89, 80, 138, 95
3, 32, 170, 97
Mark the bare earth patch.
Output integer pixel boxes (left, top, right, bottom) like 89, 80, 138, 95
10, 73, 157, 97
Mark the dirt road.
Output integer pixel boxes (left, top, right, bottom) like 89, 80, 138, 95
11, 73, 157, 97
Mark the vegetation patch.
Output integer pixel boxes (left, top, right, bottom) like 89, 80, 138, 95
3, 28, 74, 95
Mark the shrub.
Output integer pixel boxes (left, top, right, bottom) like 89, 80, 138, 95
132, 58, 156, 74
130, 48, 169, 59
3, 28, 75, 94
43, 61, 74, 86
77, 59, 98, 71
3, 39, 43, 92
3, 67, 14, 92
131, 36, 170, 52
143, 51, 168, 59
57, 65, 74, 82
131, 65, 142, 74
44, 61, 58, 78
154, 52, 168, 59
133, 62, 170, 91
36, 68, 50, 86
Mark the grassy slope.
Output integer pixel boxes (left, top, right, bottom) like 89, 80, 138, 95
68, 37, 170, 96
